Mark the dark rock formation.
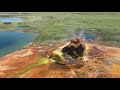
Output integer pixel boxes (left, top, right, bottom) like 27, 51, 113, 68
61, 38, 86, 67
62, 38, 85, 58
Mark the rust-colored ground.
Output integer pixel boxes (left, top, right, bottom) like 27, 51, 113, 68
0, 43, 62, 78
0, 48, 40, 78
0, 43, 120, 78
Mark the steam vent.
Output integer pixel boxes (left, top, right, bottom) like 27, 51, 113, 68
51, 38, 104, 68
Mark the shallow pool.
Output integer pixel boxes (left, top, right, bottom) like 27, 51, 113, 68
0, 18, 24, 22
15, 26, 30, 30
79, 33, 97, 40
0, 31, 38, 58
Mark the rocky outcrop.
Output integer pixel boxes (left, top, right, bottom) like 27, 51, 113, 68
51, 38, 103, 68
0, 39, 120, 78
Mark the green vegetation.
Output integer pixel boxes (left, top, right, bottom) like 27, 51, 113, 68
1, 12, 120, 46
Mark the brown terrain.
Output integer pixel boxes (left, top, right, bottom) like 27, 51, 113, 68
0, 40, 120, 78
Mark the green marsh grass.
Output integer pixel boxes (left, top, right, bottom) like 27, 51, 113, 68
1, 12, 120, 46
